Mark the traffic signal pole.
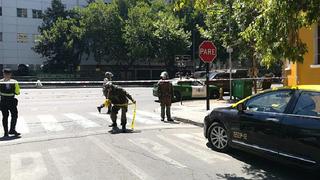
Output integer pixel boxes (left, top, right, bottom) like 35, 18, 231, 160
206, 63, 210, 110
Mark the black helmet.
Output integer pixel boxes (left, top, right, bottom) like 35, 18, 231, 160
3, 68, 12, 74
105, 72, 113, 78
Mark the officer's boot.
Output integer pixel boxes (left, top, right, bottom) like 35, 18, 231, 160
166, 106, 173, 122
9, 117, 20, 136
109, 112, 117, 127
97, 104, 104, 113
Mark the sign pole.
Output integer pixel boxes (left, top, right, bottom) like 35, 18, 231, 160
206, 63, 210, 110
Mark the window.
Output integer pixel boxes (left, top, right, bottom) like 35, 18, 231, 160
245, 90, 293, 113
0, 7, 2, 16
293, 92, 320, 117
33, 34, 41, 43
0, 32, 2, 42
17, 33, 28, 43
32, 9, 42, 19
17, 8, 28, 18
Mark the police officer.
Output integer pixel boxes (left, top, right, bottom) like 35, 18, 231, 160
97, 72, 113, 114
0, 68, 21, 137
158, 71, 174, 122
103, 82, 135, 132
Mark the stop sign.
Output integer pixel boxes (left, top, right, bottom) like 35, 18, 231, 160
199, 41, 217, 63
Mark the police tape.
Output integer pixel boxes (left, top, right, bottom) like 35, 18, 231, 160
0, 77, 286, 84
104, 99, 137, 130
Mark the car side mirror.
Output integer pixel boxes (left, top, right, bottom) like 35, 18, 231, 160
237, 103, 246, 112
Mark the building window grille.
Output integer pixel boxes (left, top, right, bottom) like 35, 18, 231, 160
17, 33, 28, 43
32, 9, 42, 19
17, 8, 28, 18
0, 32, 3, 42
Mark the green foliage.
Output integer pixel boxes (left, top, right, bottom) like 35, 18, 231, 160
80, 0, 126, 63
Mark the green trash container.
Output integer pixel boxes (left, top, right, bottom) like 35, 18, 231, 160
232, 79, 253, 100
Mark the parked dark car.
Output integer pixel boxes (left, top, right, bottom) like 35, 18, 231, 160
204, 85, 320, 170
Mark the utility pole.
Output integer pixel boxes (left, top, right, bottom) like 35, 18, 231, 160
228, 0, 233, 101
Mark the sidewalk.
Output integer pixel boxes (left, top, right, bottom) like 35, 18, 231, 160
155, 99, 233, 127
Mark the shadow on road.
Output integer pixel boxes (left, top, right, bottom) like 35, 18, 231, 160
206, 143, 319, 180
0, 136, 21, 141
108, 127, 141, 135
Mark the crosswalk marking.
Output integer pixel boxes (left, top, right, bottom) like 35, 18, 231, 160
49, 147, 74, 180
136, 110, 159, 118
127, 113, 159, 125
88, 112, 112, 123
16, 116, 30, 134
157, 135, 229, 164
88, 136, 152, 180
174, 134, 230, 161
10, 152, 48, 180
37, 115, 64, 132
64, 113, 100, 128
129, 138, 186, 169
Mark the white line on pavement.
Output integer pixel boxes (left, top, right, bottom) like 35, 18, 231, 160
37, 115, 64, 132
88, 136, 152, 180
157, 135, 229, 163
127, 113, 159, 125
88, 112, 112, 123
48, 147, 74, 180
173, 134, 230, 161
10, 152, 48, 180
129, 138, 186, 169
16, 116, 30, 134
63, 113, 100, 128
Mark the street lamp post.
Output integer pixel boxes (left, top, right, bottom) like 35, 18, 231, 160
227, 47, 233, 100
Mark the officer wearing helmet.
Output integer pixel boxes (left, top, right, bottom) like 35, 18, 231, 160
103, 82, 136, 132
97, 71, 113, 113
158, 71, 174, 122
0, 68, 21, 137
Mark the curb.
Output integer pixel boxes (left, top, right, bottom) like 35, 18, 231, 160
174, 117, 204, 127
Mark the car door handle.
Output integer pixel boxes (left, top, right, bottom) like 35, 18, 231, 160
265, 118, 280, 123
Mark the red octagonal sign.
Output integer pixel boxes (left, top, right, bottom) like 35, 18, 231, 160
199, 41, 217, 63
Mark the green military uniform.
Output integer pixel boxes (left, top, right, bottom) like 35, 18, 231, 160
158, 72, 174, 121
103, 83, 135, 131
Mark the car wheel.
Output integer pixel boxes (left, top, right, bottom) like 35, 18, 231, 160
210, 90, 219, 99
208, 122, 229, 152
174, 91, 181, 102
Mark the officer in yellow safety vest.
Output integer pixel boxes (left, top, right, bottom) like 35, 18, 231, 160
0, 68, 21, 137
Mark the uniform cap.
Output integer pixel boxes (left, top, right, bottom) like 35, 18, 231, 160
3, 68, 12, 74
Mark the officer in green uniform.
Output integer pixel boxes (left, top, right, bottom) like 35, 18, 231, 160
103, 82, 135, 132
158, 71, 174, 122
0, 68, 21, 137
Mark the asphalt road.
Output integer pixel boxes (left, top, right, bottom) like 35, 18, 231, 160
0, 87, 318, 180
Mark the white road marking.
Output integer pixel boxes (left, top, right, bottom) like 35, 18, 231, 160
88, 136, 152, 180
49, 147, 74, 180
10, 152, 48, 180
129, 138, 186, 169
88, 112, 112, 123
16, 116, 30, 134
37, 115, 64, 132
64, 113, 100, 128
127, 113, 159, 125
174, 134, 230, 160
157, 135, 229, 163
136, 110, 159, 118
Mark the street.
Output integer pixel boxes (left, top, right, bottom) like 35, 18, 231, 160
0, 87, 317, 180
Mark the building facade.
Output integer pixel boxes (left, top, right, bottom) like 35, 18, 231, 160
285, 23, 320, 86
0, 0, 89, 71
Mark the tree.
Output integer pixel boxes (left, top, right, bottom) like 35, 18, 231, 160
241, 0, 320, 66
80, 0, 126, 64
33, 0, 84, 72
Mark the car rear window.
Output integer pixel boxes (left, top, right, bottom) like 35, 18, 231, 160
293, 91, 320, 117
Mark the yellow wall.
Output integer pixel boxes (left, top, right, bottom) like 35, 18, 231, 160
286, 24, 320, 86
